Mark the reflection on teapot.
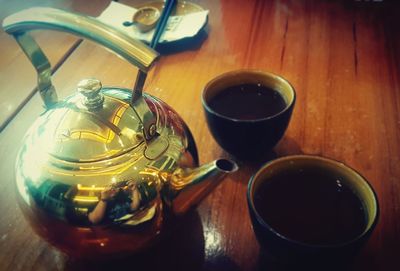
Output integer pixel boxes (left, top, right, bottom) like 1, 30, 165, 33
4, 8, 238, 258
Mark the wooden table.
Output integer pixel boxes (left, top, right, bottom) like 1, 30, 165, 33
0, 0, 399, 270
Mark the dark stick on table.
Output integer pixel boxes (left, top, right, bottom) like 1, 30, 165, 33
132, 0, 177, 106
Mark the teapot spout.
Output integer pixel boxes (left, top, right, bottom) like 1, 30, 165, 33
161, 159, 238, 215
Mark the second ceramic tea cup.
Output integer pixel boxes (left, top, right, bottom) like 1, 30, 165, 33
247, 155, 379, 268
202, 70, 295, 160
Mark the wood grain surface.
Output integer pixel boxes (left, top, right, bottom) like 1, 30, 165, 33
0, 0, 113, 130
0, 0, 399, 270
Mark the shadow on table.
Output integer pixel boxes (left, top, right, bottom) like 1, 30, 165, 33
154, 26, 209, 55
65, 210, 205, 271
225, 136, 304, 183
202, 255, 241, 271
256, 249, 355, 271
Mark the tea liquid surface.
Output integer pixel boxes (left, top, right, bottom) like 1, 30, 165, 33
254, 168, 367, 245
208, 84, 286, 120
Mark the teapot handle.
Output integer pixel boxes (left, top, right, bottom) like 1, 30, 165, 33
3, 7, 159, 140
2, 7, 159, 108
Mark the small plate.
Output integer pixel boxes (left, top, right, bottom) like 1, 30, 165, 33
132, 6, 160, 32
98, 1, 207, 44
134, 0, 208, 44
135, 0, 204, 16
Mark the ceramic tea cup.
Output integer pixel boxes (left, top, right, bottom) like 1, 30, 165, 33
247, 155, 379, 268
202, 70, 295, 161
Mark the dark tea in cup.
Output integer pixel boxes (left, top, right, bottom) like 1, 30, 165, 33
247, 155, 379, 267
202, 70, 295, 160
207, 83, 287, 120
254, 166, 367, 246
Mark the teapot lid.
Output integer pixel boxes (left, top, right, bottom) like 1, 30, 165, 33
36, 79, 146, 162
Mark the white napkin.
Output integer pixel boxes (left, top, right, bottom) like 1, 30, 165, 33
97, 1, 208, 44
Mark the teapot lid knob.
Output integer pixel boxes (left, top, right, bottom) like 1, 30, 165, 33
77, 78, 104, 110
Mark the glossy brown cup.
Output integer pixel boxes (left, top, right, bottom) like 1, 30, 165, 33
202, 70, 295, 160
247, 155, 379, 268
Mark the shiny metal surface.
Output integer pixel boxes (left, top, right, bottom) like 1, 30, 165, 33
15, 88, 237, 258
14, 33, 58, 108
6, 7, 238, 258
77, 79, 104, 110
3, 7, 159, 136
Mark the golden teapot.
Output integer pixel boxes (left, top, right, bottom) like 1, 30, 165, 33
3, 8, 237, 258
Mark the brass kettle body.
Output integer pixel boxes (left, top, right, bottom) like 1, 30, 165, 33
4, 8, 237, 258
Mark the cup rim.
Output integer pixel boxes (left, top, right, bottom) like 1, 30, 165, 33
201, 69, 296, 123
247, 154, 380, 249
